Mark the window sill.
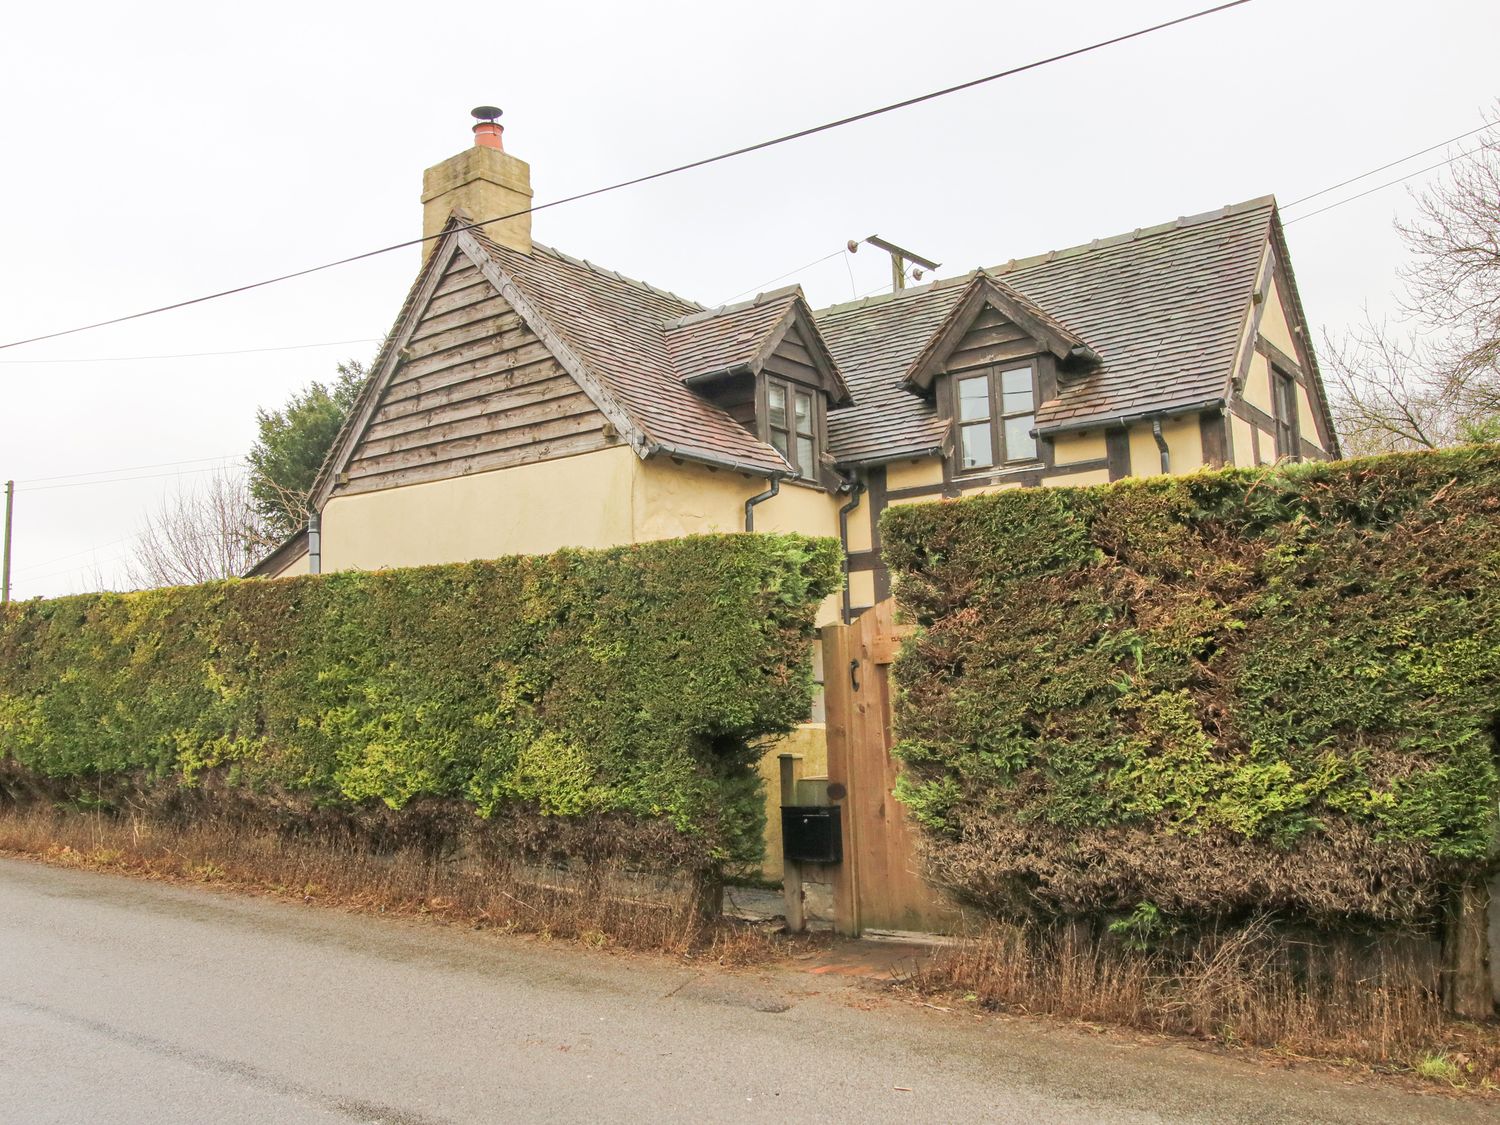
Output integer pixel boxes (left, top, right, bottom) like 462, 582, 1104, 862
953, 460, 1044, 482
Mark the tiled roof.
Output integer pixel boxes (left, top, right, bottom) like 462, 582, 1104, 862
818, 278, 970, 463
818, 198, 1277, 461
997, 198, 1273, 430
665, 287, 803, 382
470, 232, 793, 475
347, 198, 1282, 482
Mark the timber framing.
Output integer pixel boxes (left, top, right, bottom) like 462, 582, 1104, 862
902, 275, 1098, 394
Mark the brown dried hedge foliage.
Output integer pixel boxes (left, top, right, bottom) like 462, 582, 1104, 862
882, 446, 1500, 926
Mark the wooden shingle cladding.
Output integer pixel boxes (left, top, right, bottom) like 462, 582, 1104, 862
332, 248, 612, 497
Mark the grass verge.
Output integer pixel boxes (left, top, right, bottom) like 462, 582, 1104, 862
907, 919, 1500, 1093
0, 806, 784, 964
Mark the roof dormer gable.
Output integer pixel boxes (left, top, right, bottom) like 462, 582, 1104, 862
901, 275, 1099, 396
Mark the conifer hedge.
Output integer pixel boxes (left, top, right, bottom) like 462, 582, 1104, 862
0, 534, 842, 868
882, 447, 1500, 926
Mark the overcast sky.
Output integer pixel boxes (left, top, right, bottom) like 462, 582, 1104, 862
2, 0, 1495, 598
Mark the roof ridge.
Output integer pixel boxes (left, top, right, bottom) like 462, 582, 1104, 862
664, 284, 804, 330
522, 240, 707, 311
814, 270, 978, 318
987, 195, 1277, 277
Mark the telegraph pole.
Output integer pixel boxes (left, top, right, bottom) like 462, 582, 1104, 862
2, 480, 12, 606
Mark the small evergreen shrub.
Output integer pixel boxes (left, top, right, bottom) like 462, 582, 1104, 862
0, 534, 842, 870
882, 447, 1500, 925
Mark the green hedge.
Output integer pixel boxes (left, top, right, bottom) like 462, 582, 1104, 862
0, 534, 842, 867
882, 447, 1500, 926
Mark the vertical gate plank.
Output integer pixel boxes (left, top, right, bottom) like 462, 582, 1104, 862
824, 602, 963, 936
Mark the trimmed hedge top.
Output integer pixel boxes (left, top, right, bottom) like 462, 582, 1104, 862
0, 534, 842, 866
882, 447, 1500, 925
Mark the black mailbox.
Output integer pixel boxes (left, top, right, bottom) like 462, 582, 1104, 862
781, 805, 842, 864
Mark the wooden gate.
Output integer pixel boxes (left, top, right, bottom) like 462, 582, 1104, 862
820, 600, 963, 936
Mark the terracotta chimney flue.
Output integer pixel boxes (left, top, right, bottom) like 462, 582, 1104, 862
422, 105, 533, 259
471, 105, 504, 151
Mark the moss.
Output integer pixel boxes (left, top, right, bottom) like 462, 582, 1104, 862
0, 534, 842, 869
882, 446, 1500, 925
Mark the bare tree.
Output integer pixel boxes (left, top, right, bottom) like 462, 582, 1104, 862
126, 470, 272, 589
1325, 115, 1500, 455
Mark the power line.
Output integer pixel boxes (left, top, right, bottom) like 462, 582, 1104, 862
0, 337, 378, 365
8, 535, 136, 578
17, 454, 241, 486
22, 462, 245, 493
0, 0, 1253, 355
1281, 120, 1497, 209
715, 249, 848, 306
1283, 144, 1492, 226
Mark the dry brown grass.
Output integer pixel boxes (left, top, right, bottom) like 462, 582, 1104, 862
911, 918, 1500, 1090
0, 806, 781, 965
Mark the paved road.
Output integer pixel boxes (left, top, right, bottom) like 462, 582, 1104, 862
0, 858, 1490, 1124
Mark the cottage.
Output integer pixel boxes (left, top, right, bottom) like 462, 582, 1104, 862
251, 112, 1338, 872
256, 112, 1335, 595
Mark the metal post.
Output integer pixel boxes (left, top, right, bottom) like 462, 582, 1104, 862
2, 480, 13, 606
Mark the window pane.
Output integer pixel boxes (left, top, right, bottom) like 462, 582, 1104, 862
771, 428, 789, 457
1004, 414, 1037, 461
796, 435, 815, 475
794, 390, 813, 433
768, 382, 787, 428
1001, 367, 1033, 395
1002, 367, 1034, 414
958, 376, 990, 421
961, 422, 994, 469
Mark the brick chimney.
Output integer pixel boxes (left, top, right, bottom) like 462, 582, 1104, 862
421, 107, 534, 260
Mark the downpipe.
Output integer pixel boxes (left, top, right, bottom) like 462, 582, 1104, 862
837, 476, 866, 625
744, 475, 783, 532
1151, 418, 1170, 474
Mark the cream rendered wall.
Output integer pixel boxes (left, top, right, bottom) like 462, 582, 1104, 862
1256, 276, 1327, 454
1053, 430, 1108, 465
886, 458, 944, 492
1242, 353, 1274, 414
1232, 415, 1257, 467
629, 457, 840, 541
1259, 277, 1297, 355
1044, 467, 1110, 487
321, 444, 640, 571
1126, 417, 1203, 478
630, 457, 844, 626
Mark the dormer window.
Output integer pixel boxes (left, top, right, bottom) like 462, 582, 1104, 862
953, 363, 1038, 471
766, 377, 821, 478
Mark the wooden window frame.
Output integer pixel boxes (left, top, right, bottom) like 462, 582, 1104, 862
1271, 365, 1301, 462
947, 361, 1042, 476
759, 374, 825, 481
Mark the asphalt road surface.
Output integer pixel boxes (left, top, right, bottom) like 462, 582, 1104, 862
0, 857, 1490, 1124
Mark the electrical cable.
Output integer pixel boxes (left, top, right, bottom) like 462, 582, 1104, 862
0, 338, 378, 365
21, 463, 245, 493
714, 249, 847, 306
1284, 144, 1493, 226
1280, 120, 1497, 209
17, 454, 242, 486
0, 0, 1252, 354
8, 535, 136, 578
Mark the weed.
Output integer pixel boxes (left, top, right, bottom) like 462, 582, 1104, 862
0, 806, 781, 963
914, 917, 1500, 1085
1416, 1053, 1462, 1084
